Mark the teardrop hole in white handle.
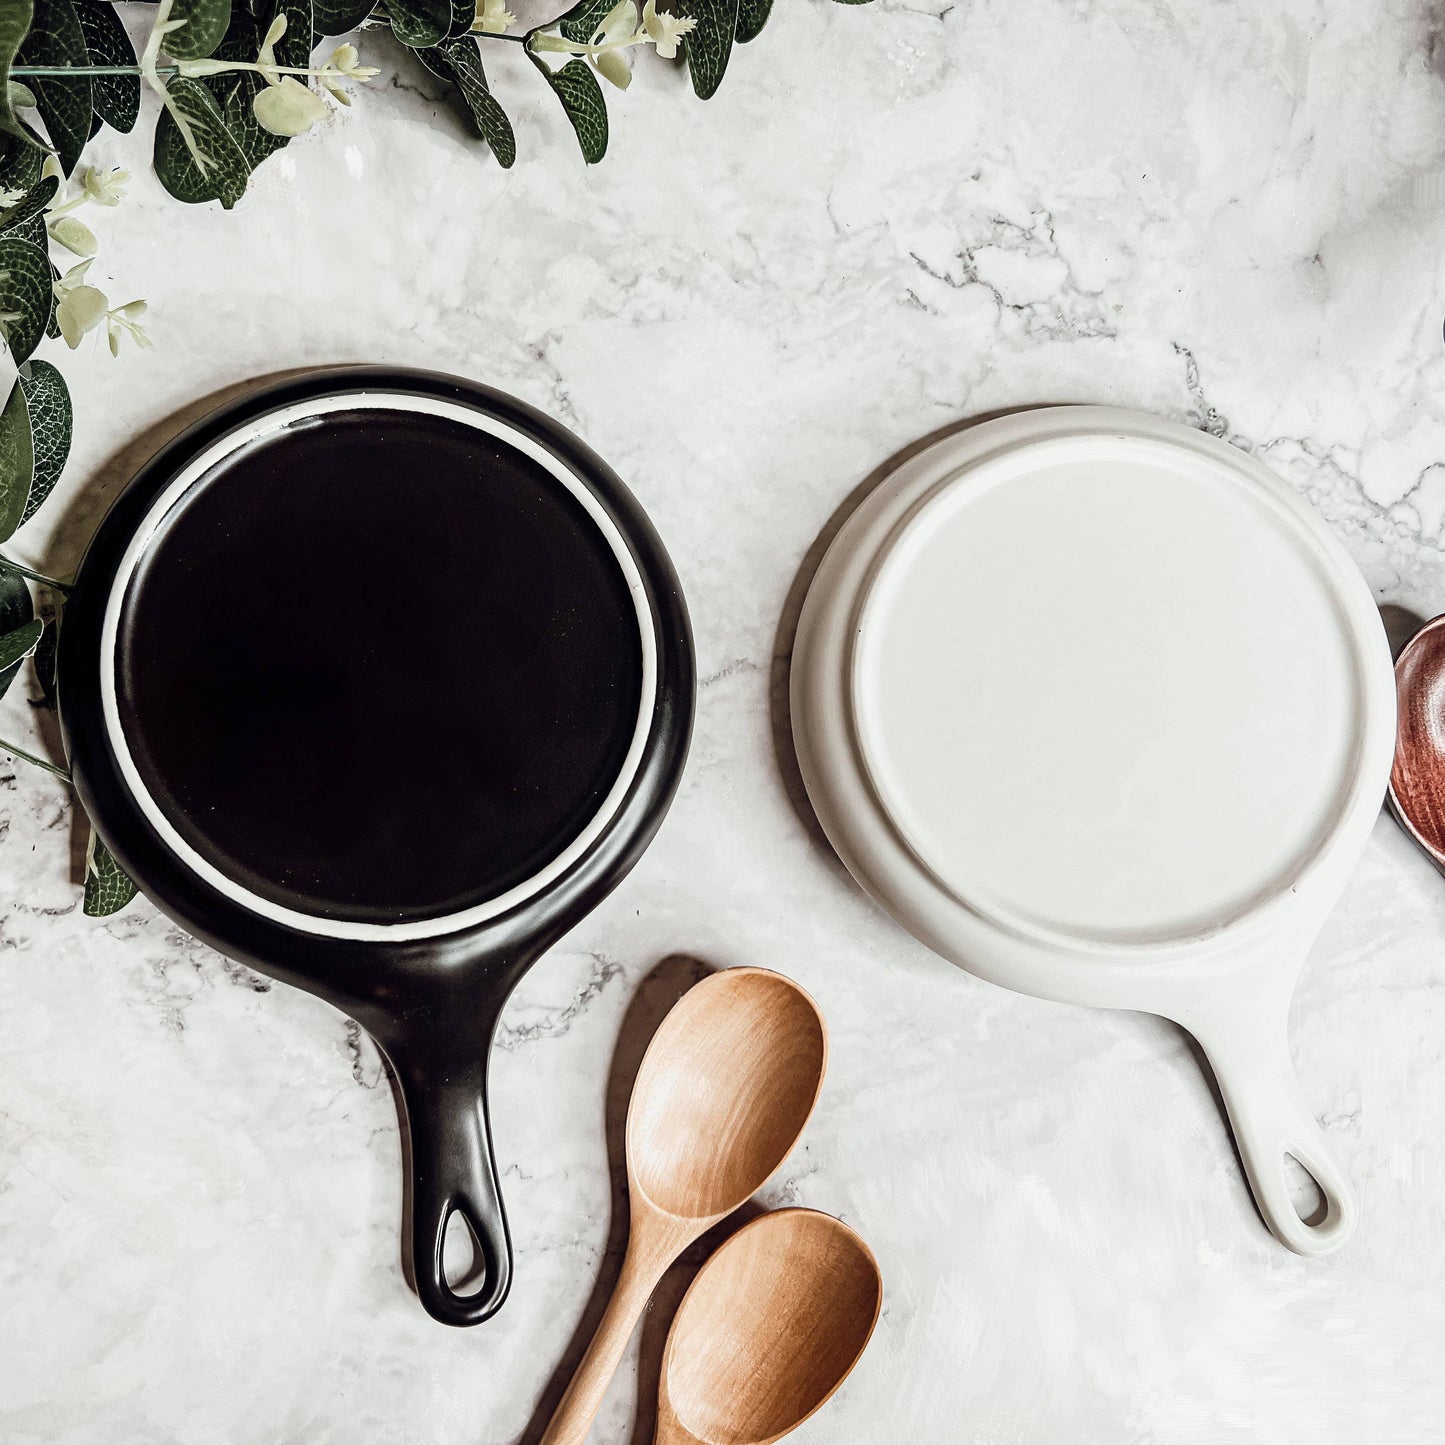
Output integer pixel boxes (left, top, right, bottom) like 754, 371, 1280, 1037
1283, 1154, 1326, 1227
1183, 989, 1357, 1257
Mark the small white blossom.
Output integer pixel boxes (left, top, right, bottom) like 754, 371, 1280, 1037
328, 43, 369, 76
106, 300, 151, 357
473, 0, 516, 33
53, 260, 109, 350
642, 0, 694, 58
318, 44, 380, 103
79, 167, 129, 207
51, 262, 150, 355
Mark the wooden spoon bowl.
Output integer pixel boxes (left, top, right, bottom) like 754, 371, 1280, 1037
657, 1209, 882, 1445
627, 969, 829, 1218
1389, 614, 1445, 871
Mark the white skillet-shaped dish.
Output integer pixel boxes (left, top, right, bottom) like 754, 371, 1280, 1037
792, 407, 1394, 1255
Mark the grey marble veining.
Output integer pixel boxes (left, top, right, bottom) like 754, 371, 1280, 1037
1, 0, 1444, 1439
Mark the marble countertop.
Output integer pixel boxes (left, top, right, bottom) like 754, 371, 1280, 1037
2, 0, 1444, 1440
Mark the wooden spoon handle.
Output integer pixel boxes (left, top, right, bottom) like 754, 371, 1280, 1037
541, 1231, 680, 1445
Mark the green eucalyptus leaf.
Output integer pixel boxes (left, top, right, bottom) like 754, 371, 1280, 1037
268, 0, 315, 66
75, 0, 140, 133
210, 7, 265, 66
43, 252, 58, 336
0, 233, 55, 363
0, 374, 35, 542
446, 0, 473, 39
153, 75, 253, 207
0, 615, 42, 671
165, 0, 235, 60
311, 0, 374, 33
16, 211, 47, 252
0, 127, 44, 195
385, 0, 451, 48
0, 174, 56, 235
539, 57, 606, 164
0, 568, 31, 629
0, 0, 39, 150
17, 0, 93, 176
18, 360, 69, 524
735, 0, 770, 43
10, 81, 36, 111
0, 568, 33, 700
557, 0, 613, 43
678, 0, 737, 98
214, 74, 286, 167
418, 38, 515, 168
84, 829, 138, 917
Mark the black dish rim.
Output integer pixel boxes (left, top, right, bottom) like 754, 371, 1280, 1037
58, 365, 695, 1009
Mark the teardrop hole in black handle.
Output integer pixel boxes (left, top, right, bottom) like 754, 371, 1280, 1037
416, 1193, 511, 1326
401, 1064, 513, 1326
443, 1208, 491, 1294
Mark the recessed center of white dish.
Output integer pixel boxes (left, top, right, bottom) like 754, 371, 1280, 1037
852, 434, 1362, 944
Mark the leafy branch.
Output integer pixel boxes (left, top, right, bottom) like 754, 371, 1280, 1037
7, 0, 868, 186
0, 0, 871, 919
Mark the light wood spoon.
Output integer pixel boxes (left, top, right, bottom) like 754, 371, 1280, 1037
541, 967, 829, 1445
655, 1208, 882, 1445
1389, 613, 1445, 872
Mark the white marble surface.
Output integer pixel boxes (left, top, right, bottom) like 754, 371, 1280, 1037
1, 0, 1444, 1440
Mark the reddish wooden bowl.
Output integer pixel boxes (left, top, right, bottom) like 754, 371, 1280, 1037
1389, 614, 1445, 871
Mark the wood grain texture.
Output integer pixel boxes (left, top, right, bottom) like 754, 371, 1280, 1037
655, 1209, 882, 1445
541, 968, 827, 1445
1389, 614, 1445, 871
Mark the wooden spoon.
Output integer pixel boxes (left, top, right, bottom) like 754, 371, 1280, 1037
1389, 613, 1445, 872
655, 1209, 882, 1445
541, 968, 829, 1445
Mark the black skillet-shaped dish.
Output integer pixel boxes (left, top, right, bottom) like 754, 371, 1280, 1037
57, 367, 694, 1325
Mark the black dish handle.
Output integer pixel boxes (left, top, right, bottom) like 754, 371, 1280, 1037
386, 1035, 512, 1326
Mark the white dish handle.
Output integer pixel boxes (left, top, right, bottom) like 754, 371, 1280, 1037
1170, 970, 1356, 1256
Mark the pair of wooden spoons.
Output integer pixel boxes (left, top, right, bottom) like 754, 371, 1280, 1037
541, 968, 880, 1445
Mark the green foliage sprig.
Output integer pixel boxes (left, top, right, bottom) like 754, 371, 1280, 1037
0, 0, 869, 917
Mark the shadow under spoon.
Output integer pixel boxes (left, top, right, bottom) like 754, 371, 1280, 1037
540, 967, 829, 1445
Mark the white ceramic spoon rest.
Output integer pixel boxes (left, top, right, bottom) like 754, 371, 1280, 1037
791, 407, 1395, 1255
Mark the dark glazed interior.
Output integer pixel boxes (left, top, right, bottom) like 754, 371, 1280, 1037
115, 408, 645, 924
